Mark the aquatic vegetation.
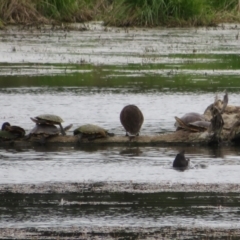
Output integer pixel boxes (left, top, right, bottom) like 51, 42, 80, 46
0, 0, 46, 24
104, 0, 210, 26
36, 0, 78, 21
105, 0, 239, 26
0, 0, 239, 26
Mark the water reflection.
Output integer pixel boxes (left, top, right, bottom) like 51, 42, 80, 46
1, 191, 240, 229
0, 145, 240, 185
119, 147, 143, 157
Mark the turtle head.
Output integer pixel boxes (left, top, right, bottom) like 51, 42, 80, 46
1, 122, 11, 131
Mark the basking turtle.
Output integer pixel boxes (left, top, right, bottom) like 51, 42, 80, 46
26, 123, 72, 144
30, 114, 66, 135
120, 105, 144, 137
174, 112, 209, 132
73, 124, 114, 141
0, 122, 25, 140
173, 150, 190, 170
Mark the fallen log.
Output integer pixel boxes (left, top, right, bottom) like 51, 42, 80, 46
0, 130, 230, 148
1, 102, 240, 148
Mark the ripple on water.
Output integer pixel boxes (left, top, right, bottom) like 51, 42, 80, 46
1, 146, 240, 185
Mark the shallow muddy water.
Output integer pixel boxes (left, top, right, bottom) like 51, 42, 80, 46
1, 23, 240, 238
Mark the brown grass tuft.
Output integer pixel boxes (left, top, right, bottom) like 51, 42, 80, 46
0, 0, 47, 24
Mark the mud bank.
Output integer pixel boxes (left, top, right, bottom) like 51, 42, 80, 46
1, 226, 239, 240
1, 182, 240, 239
1, 182, 240, 194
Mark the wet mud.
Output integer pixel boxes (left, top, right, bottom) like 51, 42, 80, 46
1, 181, 240, 194
1, 182, 240, 239
1, 226, 240, 239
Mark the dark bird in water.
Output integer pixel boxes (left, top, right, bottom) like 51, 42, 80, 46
2, 122, 25, 137
120, 104, 144, 137
173, 150, 190, 169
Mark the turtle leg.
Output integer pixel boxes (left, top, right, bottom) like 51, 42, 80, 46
88, 134, 100, 141
77, 133, 83, 143
36, 136, 47, 145
59, 123, 66, 136
107, 132, 115, 137
63, 124, 73, 132
88, 136, 96, 141
24, 133, 31, 141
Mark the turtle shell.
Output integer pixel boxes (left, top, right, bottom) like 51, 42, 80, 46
30, 124, 60, 137
32, 114, 64, 125
175, 112, 205, 126
175, 112, 208, 132
120, 105, 144, 136
73, 124, 109, 138
188, 121, 210, 132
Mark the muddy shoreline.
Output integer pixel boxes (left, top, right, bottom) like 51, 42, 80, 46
1, 182, 240, 194
1, 226, 239, 239
1, 181, 240, 239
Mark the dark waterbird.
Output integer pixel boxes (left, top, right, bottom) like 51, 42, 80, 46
120, 105, 144, 137
173, 151, 190, 169
0, 122, 25, 140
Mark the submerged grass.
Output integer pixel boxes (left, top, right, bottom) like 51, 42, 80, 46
0, 0, 239, 27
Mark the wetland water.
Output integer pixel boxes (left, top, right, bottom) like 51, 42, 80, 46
1, 22, 240, 239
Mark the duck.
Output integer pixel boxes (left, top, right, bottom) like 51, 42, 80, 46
173, 150, 190, 169
120, 104, 144, 137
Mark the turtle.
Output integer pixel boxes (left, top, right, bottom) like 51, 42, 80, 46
173, 150, 190, 170
26, 123, 72, 144
174, 112, 209, 132
120, 105, 144, 137
30, 114, 66, 136
0, 122, 25, 140
73, 124, 114, 142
